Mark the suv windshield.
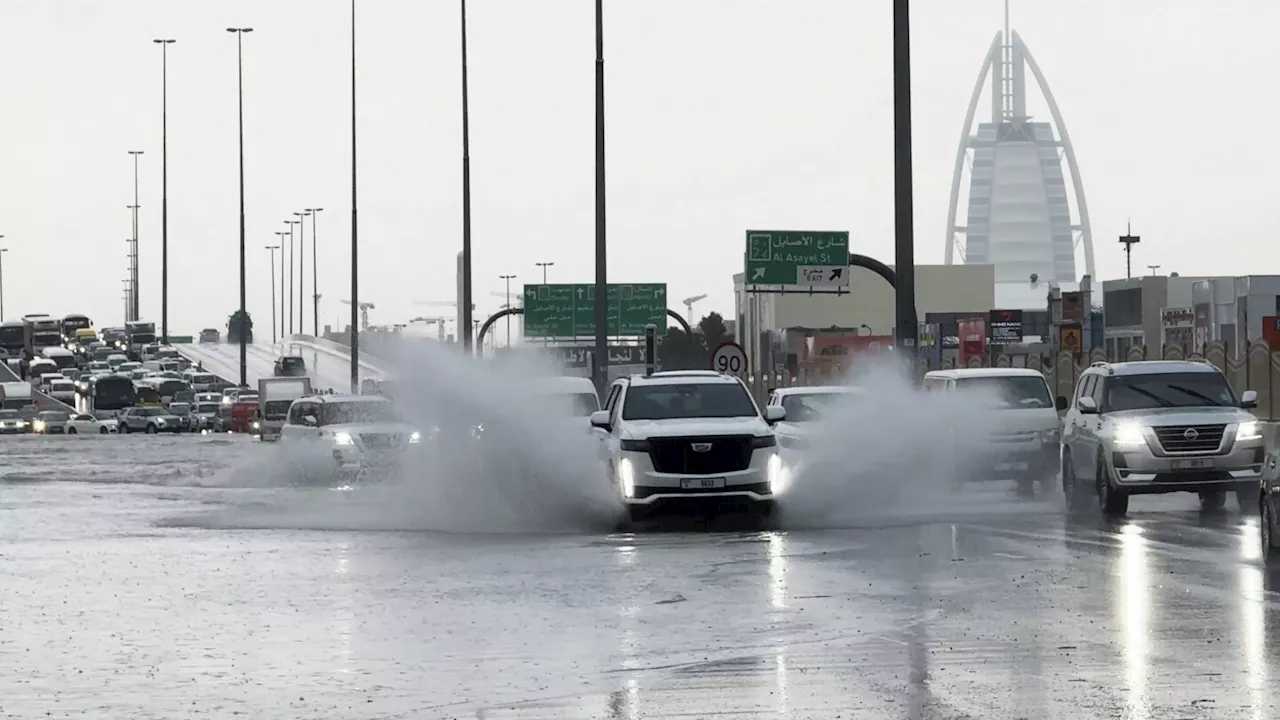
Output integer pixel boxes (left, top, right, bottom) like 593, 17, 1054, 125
1105, 372, 1237, 411
956, 376, 1054, 409
622, 382, 758, 420
780, 391, 853, 421
0, 410, 19, 420
196, 403, 220, 414
320, 402, 399, 425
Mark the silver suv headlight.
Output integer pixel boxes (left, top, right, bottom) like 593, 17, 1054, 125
1238, 421, 1262, 441
1110, 421, 1146, 447
333, 431, 355, 446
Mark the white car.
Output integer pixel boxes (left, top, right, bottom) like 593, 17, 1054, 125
47, 379, 77, 405
279, 395, 423, 482
590, 370, 786, 521
106, 353, 129, 370
66, 413, 119, 434
767, 385, 867, 456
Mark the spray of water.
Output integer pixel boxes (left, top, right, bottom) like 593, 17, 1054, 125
776, 360, 1060, 528
196, 350, 1056, 533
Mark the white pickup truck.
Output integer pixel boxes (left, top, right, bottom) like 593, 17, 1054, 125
257, 377, 313, 441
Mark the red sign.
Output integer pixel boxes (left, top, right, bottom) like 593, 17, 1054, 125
1263, 316, 1280, 348
807, 335, 894, 362
958, 317, 986, 364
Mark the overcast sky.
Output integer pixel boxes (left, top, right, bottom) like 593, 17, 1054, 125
1, 0, 1275, 337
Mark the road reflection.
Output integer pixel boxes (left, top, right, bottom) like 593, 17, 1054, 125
1117, 522, 1150, 720
767, 532, 790, 717
608, 539, 641, 720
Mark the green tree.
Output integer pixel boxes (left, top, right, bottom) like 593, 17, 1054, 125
658, 326, 706, 370
227, 310, 254, 344
698, 312, 731, 352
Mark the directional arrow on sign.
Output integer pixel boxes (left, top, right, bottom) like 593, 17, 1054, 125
751, 267, 766, 281
576, 288, 585, 299
828, 268, 843, 282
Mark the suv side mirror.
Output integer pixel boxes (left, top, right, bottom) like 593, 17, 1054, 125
763, 405, 786, 424
589, 410, 611, 431
1055, 395, 1068, 412
1076, 396, 1099, 414
1241, 390, 1258, 409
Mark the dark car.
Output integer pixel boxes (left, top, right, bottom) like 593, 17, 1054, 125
273, 356, 307, 377
199, 328, 221, 344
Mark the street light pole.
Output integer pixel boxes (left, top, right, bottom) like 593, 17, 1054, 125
294, 211, 310, 334
153, 38, 175, 343
265, 245, 280, 343
892, 0, 917, 355
274, 231, 289, 343
536, 261, 554, 285
125, 237, 136, 322
349, 0, 360, 392
306, 208, 324, 336
127, 149, 143, 321
0, 242, 7, 321
459, 0, 473, 353
227, 27, 253, 388
499, 274, 515, 347
592, 0, 608, 394
284, 219, 299, 336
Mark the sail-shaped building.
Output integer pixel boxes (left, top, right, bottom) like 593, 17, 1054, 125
943, 22, 1095, 310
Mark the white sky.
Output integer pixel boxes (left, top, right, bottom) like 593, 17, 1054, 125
1, 0, 1276, 335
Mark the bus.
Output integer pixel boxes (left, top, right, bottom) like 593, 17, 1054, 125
61, 314, 92, 343
24, 316, 63, 357
90, 375, 137, 415
0, 320, 25, 358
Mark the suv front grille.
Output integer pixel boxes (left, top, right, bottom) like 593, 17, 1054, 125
648, 436, 753, 475
1153, 424, 1225, 454
360, 432, 401, 449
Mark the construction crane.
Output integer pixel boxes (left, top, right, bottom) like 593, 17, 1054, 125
489, 290, 523, 309
339, 299, 376, 330
682, 294, 708, 324
409, 315, 451, 342
412, 299, 475, 310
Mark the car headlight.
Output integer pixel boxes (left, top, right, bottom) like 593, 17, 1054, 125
408, 431, 421, 444
1111, 421, 1146, 447
1238, 421, 1262, 441
32, 420, 46, 432
333, 431, 354, 446
767, 452, 787, 495
617, 457, 635, 498
252, 421, 261, 430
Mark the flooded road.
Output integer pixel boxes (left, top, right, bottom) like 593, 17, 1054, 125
2, 435, 1279, 718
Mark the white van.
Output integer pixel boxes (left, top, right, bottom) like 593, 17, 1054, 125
922, 367, 1066, 496
532, 375, 600, 416
184, 370, 218, 392
40, 346, 78, 371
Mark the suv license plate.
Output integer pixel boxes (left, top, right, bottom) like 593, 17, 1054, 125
681, 477, 726, 490
1171, 458, 1211, 470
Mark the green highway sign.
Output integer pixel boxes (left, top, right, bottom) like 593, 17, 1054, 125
744, 230, 849, 287
523, 283, 667, 338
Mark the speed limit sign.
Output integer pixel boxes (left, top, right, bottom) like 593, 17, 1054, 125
711, 341, 748, 375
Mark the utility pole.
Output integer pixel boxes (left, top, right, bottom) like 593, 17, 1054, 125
275, 230, 289, 342
153, 38, 175, 343
499, 274, 516, 347
227, 26, 253, 387
349, 0, 361, 392
892, 0, 918, 356
307, 207, 324, 336
294, 211, 310, 333
265, 244, 279, 343
459, 0, 474, 352
1119, 221, 1140, 279
592, 0, 608, 394
127, 149, 144, 321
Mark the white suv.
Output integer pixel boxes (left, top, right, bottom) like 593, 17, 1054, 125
280, 395, 422, 482
1062, 360, 1263, 516
590, 371, 787, 520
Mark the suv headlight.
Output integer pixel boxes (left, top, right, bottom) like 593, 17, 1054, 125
408, 431, 421, 444
1238, 421, 1262, 441
1111, 421, 1146, 447
333, 431, 355, 446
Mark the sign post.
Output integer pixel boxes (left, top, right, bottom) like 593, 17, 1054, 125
522, 283, 666, 338
710, 341, 747, 376
744, 231, 849, 289
988, 309, 1024, 346
643, 324, 657, 376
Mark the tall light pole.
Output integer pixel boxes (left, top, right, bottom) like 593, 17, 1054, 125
459, 0, 474, 353
124, 237, 136, 322
284, 219, 299, 335
349, 0, 360, 392
227, 27, 253, 388
127, 149, 143, 321
499, 274, 516, 347
294, 211, 310, 333
264, 245, 280, 343
892, 0, 917, 355
153, 38, 175, 344
592, 0, 608, 394
306, 208, 324, 336
275, 231, 289, 343
535, 261, 554, 284
0, 241, 7, 321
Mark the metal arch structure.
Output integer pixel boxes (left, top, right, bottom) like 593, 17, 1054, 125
475, 308, 692, 358
943, 29, 1095, 282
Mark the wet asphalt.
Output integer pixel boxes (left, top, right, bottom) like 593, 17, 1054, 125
2, 435, 1279, 719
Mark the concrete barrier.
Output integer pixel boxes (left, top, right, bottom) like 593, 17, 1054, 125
284, 334, 384, 374
0, 361, 76, 412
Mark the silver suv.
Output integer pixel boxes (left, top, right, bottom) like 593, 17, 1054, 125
1062, 360, 1262, 516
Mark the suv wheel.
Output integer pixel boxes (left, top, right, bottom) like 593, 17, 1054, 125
1262, 496, 1278, 565
120, 423, 130, 434
1063, 454, 1088, 511
1097, 455, 1128, 517
145, 423, 157, 434
1199, 490, 1226, 511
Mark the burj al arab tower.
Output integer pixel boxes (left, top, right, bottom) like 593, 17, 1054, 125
943, 10, 1096, 309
